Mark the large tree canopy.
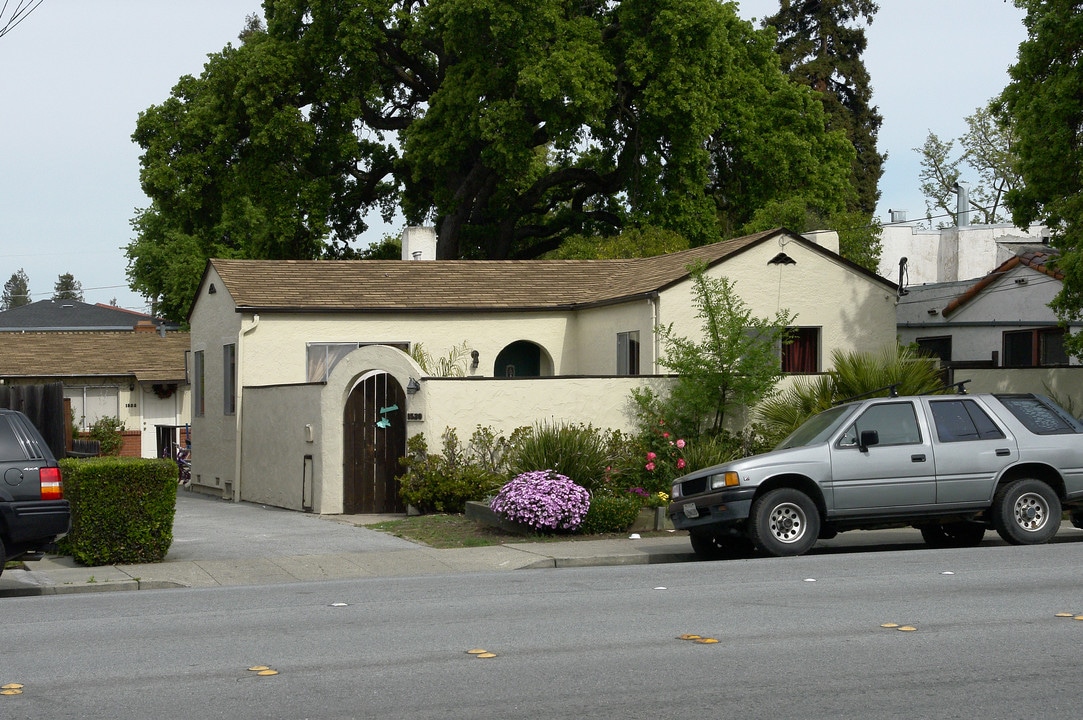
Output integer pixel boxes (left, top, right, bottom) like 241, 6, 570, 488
996, 0, 1083, 356
128, 0, 856, 321
762, 0, 883, 217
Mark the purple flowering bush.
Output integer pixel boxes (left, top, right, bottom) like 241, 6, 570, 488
490, 470, 591, 532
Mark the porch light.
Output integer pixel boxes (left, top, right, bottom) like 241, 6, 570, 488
406, 377, 421, 394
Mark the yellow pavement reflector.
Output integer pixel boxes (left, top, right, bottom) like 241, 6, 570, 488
880, 623, 899, 628
1, 684, 23, 690
677, 634, 702, 641
248, 666, 271, 672
1, 689, 23, 696
897, 626, 917, 632
694, 638, 720, 644
1055, 612, 1075, 618
466, 649, 488, 655
257, 670, 279, 676
476, 653, 497, 659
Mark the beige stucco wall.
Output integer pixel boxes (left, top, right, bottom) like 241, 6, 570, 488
572, 302, 656, 374
188, 266, 243, 497
239, 383, 324, 511
656, 239, 898, 369
960, 367, 1083, 410
239, 311, 578, 383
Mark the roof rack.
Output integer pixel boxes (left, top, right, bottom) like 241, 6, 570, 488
833, 378, 971, 406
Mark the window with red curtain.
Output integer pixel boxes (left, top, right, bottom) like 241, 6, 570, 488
782, 327, 819, 373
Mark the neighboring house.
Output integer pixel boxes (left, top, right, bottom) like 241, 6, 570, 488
187, 227, 899, 514
897, 249, 1077, 368
0, 299, 179, 332
0, 300, 190, 458
875, 221, 1049, 288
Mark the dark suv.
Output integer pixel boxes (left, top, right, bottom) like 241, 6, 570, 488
0, 409, 71, 574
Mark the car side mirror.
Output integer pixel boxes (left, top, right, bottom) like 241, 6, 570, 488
859, 429, 880, 452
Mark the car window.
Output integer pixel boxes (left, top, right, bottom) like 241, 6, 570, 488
839, 402, 922, 447
997, 395, 1081, 435
775, 404, 856, 449
930, 399, 1006, 442
0, 415, 25, 461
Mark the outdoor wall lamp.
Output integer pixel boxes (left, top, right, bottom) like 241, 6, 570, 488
470, 350, 480, 369
406, 377, 421, 394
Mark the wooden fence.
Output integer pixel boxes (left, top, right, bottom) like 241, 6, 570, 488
0, 382, 66, 458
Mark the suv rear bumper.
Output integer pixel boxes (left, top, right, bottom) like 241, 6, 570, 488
0, 500, 71, 550
669, 487, 756, 532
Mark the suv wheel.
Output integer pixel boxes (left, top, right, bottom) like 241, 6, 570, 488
1070, 509, 1083, 531
919, 522, 985, 549
748, 488, 820, 557
992, 478, 1061, 545
689, 532, 754, 560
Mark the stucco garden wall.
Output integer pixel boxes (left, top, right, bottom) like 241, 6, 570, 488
239, 383, 324, 511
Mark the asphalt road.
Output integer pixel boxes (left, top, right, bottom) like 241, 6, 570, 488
4, 536, 1083, 719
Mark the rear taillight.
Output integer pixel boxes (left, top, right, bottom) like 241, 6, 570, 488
40, 466, 63, 500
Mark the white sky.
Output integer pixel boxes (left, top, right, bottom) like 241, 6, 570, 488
0, 0, 1027, 312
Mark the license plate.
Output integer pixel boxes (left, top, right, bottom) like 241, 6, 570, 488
683, 503, 700, 519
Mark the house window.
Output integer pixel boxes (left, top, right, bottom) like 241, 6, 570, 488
617, 331, 640, 375
306, 342, 410, 382
223, 344, 237, 416
1003, 328, 1068, 367
193, 350, 205, 417
916, 336, 952, 363
782, 327, 820, 373
63, 386, 120, 432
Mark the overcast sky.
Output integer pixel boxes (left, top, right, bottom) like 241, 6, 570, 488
0, 0, 1027, 313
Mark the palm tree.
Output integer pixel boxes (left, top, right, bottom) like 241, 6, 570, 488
756, 344, 945, 444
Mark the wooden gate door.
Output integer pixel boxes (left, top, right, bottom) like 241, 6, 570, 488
343, 372, 407, 513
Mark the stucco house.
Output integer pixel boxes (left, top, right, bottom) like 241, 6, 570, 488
186, 227, 898, 514
897, 249, 1077, 368
0, 299, 190, 457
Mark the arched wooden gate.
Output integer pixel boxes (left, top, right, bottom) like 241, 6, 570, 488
343, 372, 407, 513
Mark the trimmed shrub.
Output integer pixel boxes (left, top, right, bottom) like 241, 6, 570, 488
398, 429, 508, 513
57, 457, 177, 565
579, 495, 642, 534
490, 470, 590, 532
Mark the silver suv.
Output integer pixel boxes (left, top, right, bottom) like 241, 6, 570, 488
669, 393, 1083, 558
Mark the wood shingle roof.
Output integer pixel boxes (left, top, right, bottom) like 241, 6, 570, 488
206, 229, 789, 313
0, 332, 190, 383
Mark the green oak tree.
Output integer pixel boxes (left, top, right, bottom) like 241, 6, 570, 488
129, 0, 857, 321
996, 0, 1083, 357
762, 0, 884, 217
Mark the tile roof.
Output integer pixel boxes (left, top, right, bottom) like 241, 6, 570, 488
0, 299, 167, 331
942, 249, 1062, 318
205, 229, 872, 313
0, 332, 190, 383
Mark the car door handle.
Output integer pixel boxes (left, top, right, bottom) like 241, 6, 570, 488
911, 454, 926, 462
996, 448, 1011, 456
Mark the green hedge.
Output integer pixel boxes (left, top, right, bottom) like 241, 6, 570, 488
58, 457, 178, 566
579, 495, 642, 534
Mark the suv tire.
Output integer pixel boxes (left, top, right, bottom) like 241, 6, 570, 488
748, 488, 819, 557
919, 521, 986, 548
992, 478, 1061, 545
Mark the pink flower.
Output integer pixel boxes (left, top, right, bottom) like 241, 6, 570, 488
677, 458, 686, 469
676, 439, 686, 449
662, 432, 670, 439
645, 462, 656, 472
646, 451, 657, 461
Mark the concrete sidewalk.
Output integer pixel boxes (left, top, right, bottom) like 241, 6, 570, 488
0, 489, 697, 597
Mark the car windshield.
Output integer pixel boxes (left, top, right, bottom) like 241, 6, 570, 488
775, 404, 857, 450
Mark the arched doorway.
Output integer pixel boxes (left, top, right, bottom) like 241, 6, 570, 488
494, 340, 544, 377
342, 371, 407, 513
